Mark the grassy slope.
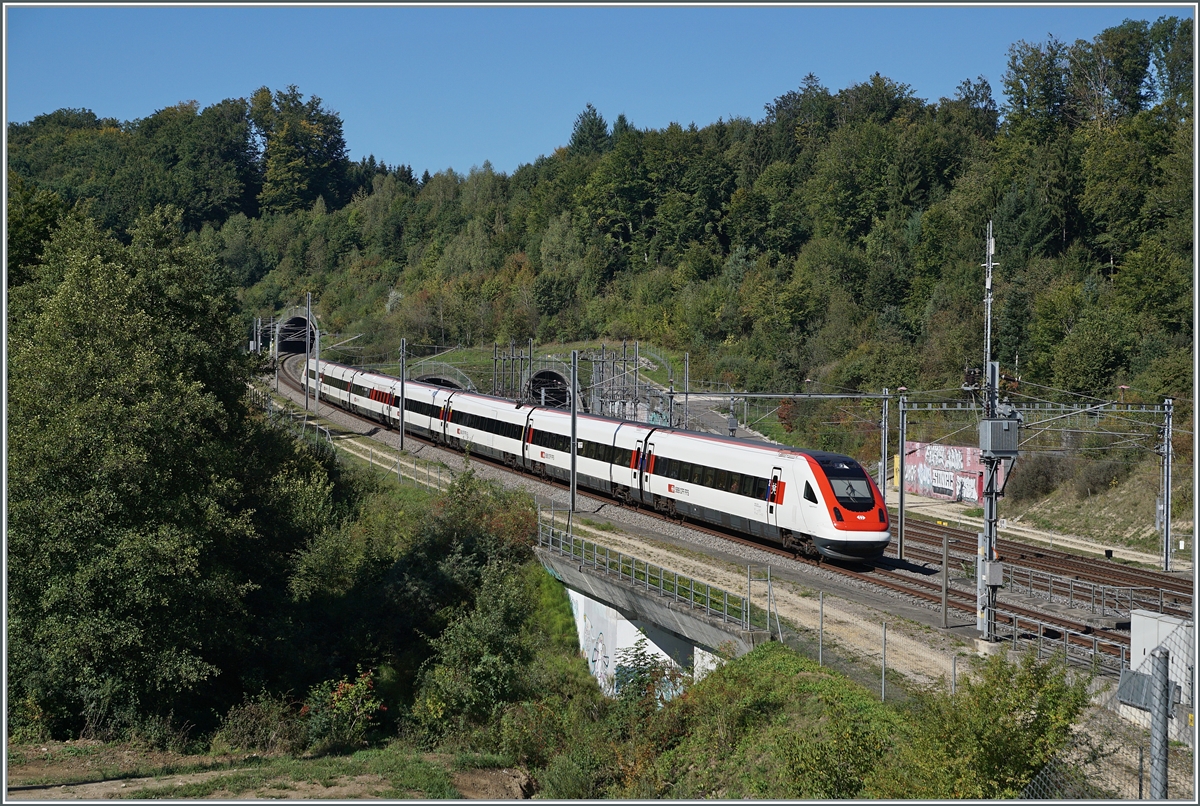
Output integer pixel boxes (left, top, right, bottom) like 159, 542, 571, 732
1004, 455, 1194, 549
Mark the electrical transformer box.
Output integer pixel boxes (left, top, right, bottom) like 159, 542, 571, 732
979, 418, 1019, 458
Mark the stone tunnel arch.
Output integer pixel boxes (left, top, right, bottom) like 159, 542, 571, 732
528, 369, 574, 409
275, 314, 315, 355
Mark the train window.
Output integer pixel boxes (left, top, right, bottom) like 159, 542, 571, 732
666, 458, 680, 480
702, 466, 716, 488
821, 459, 875, 512
804, 481, 818, 503
677, 463, 692, 483
728, 474, 740, 494
691, 464, 706, 485
752, 477, 770, 500
714, 469, 728, 491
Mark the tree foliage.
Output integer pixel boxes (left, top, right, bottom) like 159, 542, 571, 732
7, 14, 1192, 468
8, 208, 262, 732
865, 651, 1093, 798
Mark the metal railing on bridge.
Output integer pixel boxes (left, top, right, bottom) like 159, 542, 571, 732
536, 512, 755, 630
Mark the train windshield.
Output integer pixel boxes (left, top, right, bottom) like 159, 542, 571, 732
820, 459, 875, 512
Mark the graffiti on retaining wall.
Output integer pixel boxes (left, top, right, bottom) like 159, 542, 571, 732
902, 441, 1005, 502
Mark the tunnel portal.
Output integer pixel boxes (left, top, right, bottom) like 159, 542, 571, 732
277, 316, 314, 354
528, 370, 572, 408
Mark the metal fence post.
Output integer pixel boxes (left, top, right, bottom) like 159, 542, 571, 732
739, 566, 748, 628
1149, 647, 1170, 799
882, 622, 887, 701
1138, 745, 1144, 799
819, 591, 824, 667
951, 654, 957, 695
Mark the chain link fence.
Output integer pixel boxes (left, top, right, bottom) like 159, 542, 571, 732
1023, 616, 1195, 799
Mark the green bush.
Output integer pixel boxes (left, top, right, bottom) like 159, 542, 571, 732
499, 699, 565, 769
409, 563, 534, 741
865, 651, 1093, 798
1073, 457, 1132, 499
211, 691, 307, 754
537, 753, 594, 799
304, 668, 387, 753
1007, 453, 1073, 502
776, 702, 889, 798
6, 695, 49, 745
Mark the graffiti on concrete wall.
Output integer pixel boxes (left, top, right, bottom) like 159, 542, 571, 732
902, 441, 1005, 502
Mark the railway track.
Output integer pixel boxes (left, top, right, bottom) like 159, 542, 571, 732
892, 519, 1193, 620
271, 355, 1161, 662
896, 519, 1191, 593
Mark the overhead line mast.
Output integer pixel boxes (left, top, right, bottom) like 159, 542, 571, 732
984, 220, 997, 418
977, 220, 1017, 646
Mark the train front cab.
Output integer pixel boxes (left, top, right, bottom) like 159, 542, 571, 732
802, 452, 890, 561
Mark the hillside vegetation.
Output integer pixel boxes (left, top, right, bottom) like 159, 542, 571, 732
1005, 453, 1193, 550
8, 19, 1191, 414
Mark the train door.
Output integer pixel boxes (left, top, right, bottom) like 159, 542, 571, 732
521, 412, 535, 470
388, 382, 401, 429
632, 440, 643, 493
767, 467, 784, 528
438, 392, 455, 443
641, 442, 656, 500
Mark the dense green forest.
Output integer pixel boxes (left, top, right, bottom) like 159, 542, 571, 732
1, 15, 1189, 790
8, 17, 1192, 409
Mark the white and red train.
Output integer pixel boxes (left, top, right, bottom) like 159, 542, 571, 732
307, 358, 890, 561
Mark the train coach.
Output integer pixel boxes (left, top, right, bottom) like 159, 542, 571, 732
306, 358, 889, 561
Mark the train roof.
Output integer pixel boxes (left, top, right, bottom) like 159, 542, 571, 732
311, 358, 862, 465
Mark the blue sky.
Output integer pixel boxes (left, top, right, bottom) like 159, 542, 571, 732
5, 3, 1191, 176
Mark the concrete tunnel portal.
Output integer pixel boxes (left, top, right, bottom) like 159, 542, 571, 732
276, 316, 315, 354
528, 369, 573, 409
